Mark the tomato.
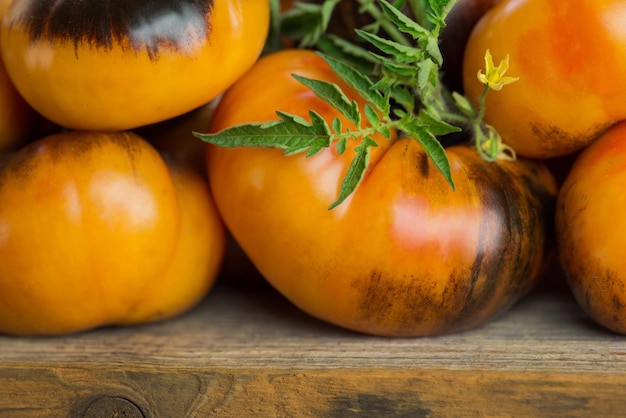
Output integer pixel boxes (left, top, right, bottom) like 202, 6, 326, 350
0, 130, 224, 336
556, 121, 626, 334
462, 0, 626, 159
207, 49, 557, 337
138, 98, 264, 285
119, 156, 225, 326
0, 0, 269, 131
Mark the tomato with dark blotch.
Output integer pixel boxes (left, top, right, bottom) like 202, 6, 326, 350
0, 130, 225, 336
206, 49, 558, 337
0, 0, 269, 131
463, 0, 626, 159
556, 122, 626, 334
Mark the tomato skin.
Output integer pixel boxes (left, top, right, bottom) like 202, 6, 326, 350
119, 157, 226, 325
556, 122, 626, 334
463, 0, 626, 159
0, 0, 269, 131
208, 49, 557, 337
0, 131, 223, 336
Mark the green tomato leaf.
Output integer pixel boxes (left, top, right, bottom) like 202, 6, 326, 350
364, 103, 381, 127
417, 108, 462, 136
194, 110, 332, 158
319, 53, 390, 115
280, 0, 341, 47
293, 74, 361, 127
317, 34, 378, 75
378, 0, 430, 40
329, 136, 379, 210
355, 29, 424, 64
403, 123, 455, 190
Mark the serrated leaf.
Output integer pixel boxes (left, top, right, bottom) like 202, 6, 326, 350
319, 53, 390, 115
417, 108, 462, 136
364, 103, 381, 126
378, 0, 430, 40
317, 34, 378, 75
417, 58, 438, 89
329, 136, 379, 209
427, 0, 460, 27
379, 125, 392, 140
355, 29, 423, 64
401, 124, 454, 190
280, 0, 341, 47
389, 85, 415, 113
336, 136, 347, 155
293, 74, 361, 126
425, 37, 443, 65
332, 117, 342, 134
194, 110, 332, 157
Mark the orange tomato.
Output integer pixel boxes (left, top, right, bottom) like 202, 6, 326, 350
119, 156, 225, 325
556, 121, 626, 334
463, 0, 626, 158
0, 0, 270, 131
0, 130, 224, 335
206, 49, 557, 337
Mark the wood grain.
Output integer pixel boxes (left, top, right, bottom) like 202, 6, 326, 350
1, 272, 625, 417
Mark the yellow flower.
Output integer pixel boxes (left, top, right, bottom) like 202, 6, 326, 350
477, 49, 519, 91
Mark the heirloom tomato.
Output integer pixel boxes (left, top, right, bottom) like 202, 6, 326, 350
0, 130, 224, 336
0, 0, 269, 131
556, 122, 626, 334
206, 49, 557, 337
463, 0, 626, 159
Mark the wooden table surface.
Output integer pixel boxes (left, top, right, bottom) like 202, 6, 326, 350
1, 271, 625, 417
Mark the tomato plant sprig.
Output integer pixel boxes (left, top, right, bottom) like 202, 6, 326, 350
196, 0, 516, 209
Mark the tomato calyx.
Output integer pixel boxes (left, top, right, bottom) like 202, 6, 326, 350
197, 0, 518, 208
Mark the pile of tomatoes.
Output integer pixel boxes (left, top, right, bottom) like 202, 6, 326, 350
0, 0, 268, 335
0, 0, 624, 338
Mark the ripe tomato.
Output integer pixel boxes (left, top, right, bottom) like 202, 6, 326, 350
207, 49, 558, 337
119, 156, 225, 326
462, 0, 626, 159
0, 130, 224, 336
0, 0, 269, 131
556, 122, 626, 334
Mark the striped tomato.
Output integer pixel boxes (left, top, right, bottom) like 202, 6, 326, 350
206, 49, 558, 337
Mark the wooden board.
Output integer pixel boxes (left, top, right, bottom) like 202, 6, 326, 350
1, 272, 626, 417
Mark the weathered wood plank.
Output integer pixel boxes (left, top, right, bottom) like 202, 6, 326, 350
0, 272, 625, 416
2, 366, 626, 417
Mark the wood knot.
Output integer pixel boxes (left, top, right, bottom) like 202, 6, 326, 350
81, 396, 145, 418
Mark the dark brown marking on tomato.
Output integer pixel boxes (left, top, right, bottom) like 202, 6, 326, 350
530, 122, 611, 155
12, 0, 214, 59
417, 152, 430, 179
351, 269, 477, 336
452, 160, 551, 323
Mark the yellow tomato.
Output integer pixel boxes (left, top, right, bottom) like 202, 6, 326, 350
463, 0, 626, 158
0, 130, 223, 335
0, 0, 269, 131
207, 49, 557, 337
119, 157, 225, 325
